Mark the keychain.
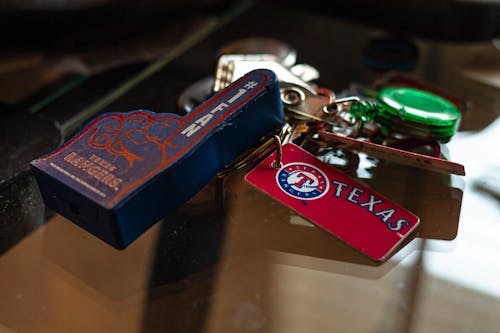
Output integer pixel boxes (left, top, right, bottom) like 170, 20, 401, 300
31, 70, 284, 249
339, 86, 462, 142
32, 36, 466, 258
245, 139, 419, 261
203, 38, 466, 261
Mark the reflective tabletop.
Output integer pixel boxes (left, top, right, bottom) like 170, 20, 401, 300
1, 3, 500, 333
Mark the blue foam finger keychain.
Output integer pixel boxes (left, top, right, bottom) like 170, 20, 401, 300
31, 69, 284, 249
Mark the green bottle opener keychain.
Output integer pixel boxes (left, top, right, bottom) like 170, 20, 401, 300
347, 87, 461, 142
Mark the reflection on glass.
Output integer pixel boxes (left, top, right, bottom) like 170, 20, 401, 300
423, 117, 500, 298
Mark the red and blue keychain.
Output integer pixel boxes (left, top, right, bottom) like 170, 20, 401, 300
30, 65, 463, 262
245, 140, 420, 261
245, 84, 464, 261
31, 70, 284, 249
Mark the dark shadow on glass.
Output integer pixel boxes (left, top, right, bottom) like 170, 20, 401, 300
363, 161, 463, 241
141, 179, 227, 333
0, 172, 46, 254
228, 178, 416, 278
40, 180, 226, 306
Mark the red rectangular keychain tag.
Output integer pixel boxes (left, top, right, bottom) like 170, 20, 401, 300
245, 143, 420, 261
318, 131, 465, 176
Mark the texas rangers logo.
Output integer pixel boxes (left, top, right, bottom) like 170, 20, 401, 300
276, 163, 329, 200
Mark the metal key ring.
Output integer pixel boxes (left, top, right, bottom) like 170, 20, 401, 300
216, 127, 286, 178
271, 135, 283, 169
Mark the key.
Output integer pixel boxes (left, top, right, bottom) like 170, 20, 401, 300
217, 38, 320, 84
200, 40, 324, 178
216, 83, 327, 178
178, 39, 320, 114
216, 37, 298, 68
31, 69, 284, 249
177, 56, 315, 114
279, 82, 362, 142
280, 82, 332, 123
214, 54, 317, 93
277, 83, 465, 175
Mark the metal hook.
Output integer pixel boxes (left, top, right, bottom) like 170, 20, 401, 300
271, 135, 283, 169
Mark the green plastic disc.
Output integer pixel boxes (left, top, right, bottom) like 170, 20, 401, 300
375, 87, 461, 141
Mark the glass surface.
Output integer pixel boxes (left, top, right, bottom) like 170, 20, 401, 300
1, 3, 500, 333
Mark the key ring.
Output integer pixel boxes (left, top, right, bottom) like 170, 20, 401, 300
271, 135, 283, 169
217, 125, 288, 178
